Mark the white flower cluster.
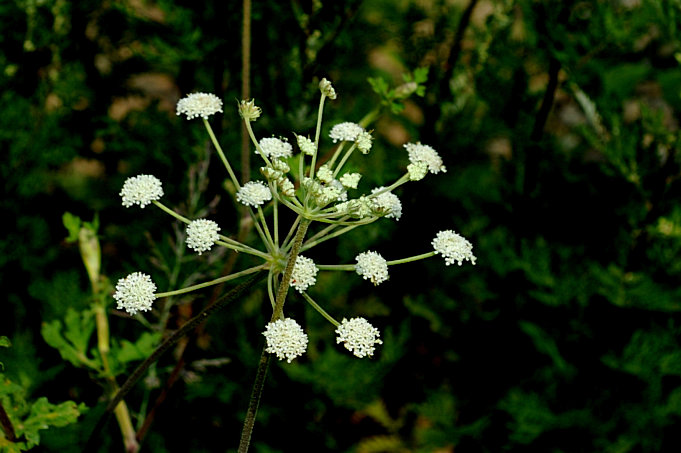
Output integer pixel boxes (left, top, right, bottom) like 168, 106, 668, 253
296, 135, 316, 156
355, 251, 389, 285
176, 93, 223, 120
263, 318, 309, 363
236, 181, 273, 207
335, 317, 383, 358
329, 122, 364, 143
404, 142, 446, 174
356, 131, 373, 154
370, 188, 402, 220
113, 272, 157, 315
290, 256, 318, 293
186, 219, 220, 255
259, 137, 293, 159
339, 172, 361, 189
120, 175, 164, 208
432, 230, 476, 266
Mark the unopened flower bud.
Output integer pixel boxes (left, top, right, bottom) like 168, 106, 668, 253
319, 78, 337, 100
238, 99, 262, 121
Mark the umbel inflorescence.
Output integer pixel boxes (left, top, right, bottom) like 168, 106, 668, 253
114, 78, 476, 361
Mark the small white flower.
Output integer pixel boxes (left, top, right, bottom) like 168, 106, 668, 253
290, 256, 318, 293
356, 131, 373, 154
176, 93, 223, 120
335, 317, 383, 358
236, 181, 273, 207
263, 318, 309, 363
186, 219, 221, 255
329, 122, 364, 143
407, 162, 428, 181
259, 137, 293, 159
296, 135, 316, 156
432, 230, 476, 266
339, 172, 361, 189
113, 272, 157, 315
355, 251, 389, 285
316, 165, 334, 183
120, 175, 164, 208
370, 187, 402, 220
404, 142, 446, 174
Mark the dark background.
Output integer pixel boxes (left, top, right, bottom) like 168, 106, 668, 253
2, 0, 681, 452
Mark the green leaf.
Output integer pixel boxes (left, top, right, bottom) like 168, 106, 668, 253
519, 321, 575, 376
367, 76, 390, 97
61, 212, 81, 243
0, 336, 10, 348
19, 398, 86, 447
412, 66, 429, 84
110, 331, 162, 374
41, 308, 98, 370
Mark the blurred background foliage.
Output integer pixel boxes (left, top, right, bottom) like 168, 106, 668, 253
2, 0, 681, 451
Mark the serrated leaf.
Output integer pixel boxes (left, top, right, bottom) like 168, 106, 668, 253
0, 438, 27, 452
18, 397, 86, 447
112, 331, 161, 373
368, 77, 389, 97
64, 308, 95, 354
41, 309, 98, 370
413, 66, 429, 84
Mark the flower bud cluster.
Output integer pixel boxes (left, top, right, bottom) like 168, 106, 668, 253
260, 162, 296, 197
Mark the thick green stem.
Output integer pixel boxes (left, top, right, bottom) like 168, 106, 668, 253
237, 348, 271, 453
237, 220, 310, 452
271, 219, 310, 321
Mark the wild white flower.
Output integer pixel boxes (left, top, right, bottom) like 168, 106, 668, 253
407, 162, 428, 181
290, 256, 318, 293
259, 137, 293, 159
120, 175, 164, 208
316, 165, 334, 183
339, 172, 361, 189
186, 219, 221, 255
296, 134, 316, 156
113, 272, 157, 315
176, 93, 223, 120
356, 131, 373, 154
319, 78, 337, 100
432, 230, 476, 266
263, 318, 309, 363
236, 181, 273, 207
335, 317, 383, 358
404, 142, 446, 174
370, 187, 402, 220
355, 251, 389, 285
329, 122, 363, 143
